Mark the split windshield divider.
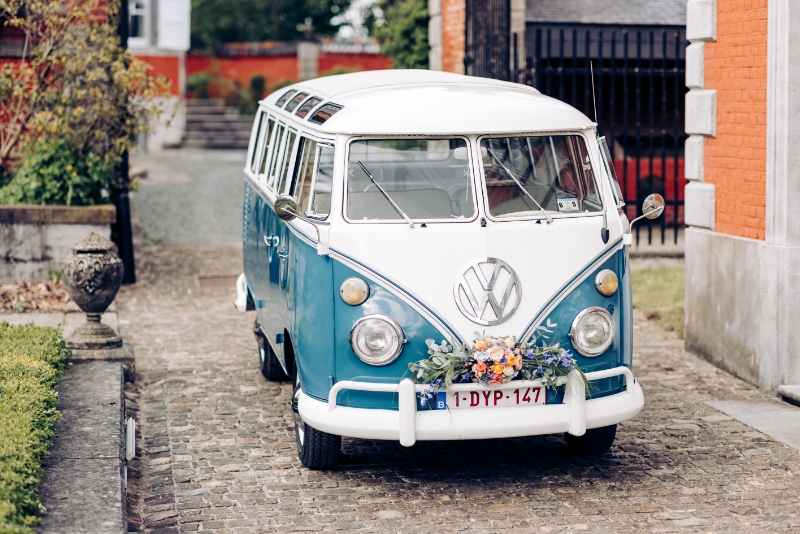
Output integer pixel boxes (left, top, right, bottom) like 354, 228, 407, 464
356, 161, 415, 228
486, 148, 553, 224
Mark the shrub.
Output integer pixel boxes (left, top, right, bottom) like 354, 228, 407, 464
186, 72, 212, 99
0, 138, 113, 206
0, 322, 69, 532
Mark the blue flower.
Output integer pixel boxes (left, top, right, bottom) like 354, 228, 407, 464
561, 360, 572, 368
500, 356, 507, 364
526, 351, 535, 360
546, 356, 555, 364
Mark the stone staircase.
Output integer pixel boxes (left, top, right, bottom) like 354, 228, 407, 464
174, 99, 254, 150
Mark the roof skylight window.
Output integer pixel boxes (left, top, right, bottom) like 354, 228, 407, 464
285, 92, 309, 112
295, 96, 322, 118
275, 89, 297, 108
308, 103, 343, 125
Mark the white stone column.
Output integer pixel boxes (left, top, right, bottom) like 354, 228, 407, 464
684, 0, 717, 231
429, 0, 442, 71
297, 41, 319, 81
510, 0, 526, 82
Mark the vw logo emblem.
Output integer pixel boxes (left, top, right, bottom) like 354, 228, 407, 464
453, 258, 521, 326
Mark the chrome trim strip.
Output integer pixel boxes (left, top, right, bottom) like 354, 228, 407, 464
518, 238, 624, 341
328, 248, 465, 345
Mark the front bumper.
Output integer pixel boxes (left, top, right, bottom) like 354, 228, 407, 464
298, 366, 644, 447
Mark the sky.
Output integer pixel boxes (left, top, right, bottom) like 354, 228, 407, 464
334, 0, 379, 41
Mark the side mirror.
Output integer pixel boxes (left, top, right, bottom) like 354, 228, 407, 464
274, 194, 331, 256
623, 193, 666, 246
275, 195, 298, 222
641, 193, 665, 220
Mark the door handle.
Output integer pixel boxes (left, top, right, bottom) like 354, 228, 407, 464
277, 248, 288, 259
263, 235, 272, 247
263, 235, 280, 247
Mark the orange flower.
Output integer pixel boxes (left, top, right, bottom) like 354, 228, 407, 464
514, 357, 523, 371
473, 362, 488, 376
474, 339, 489, 351
488, 373, 504, 385
506, 355, 517, 367
491, 363, 505, 375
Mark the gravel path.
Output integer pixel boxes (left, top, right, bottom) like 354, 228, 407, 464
130, 149, 246, 246
119, 242, 800, 533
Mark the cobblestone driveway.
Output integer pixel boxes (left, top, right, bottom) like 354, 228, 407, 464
119, 244, 800, 533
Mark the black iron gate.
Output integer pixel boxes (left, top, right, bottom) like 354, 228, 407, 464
525, 25, 688, 245
464, 0, 510, 81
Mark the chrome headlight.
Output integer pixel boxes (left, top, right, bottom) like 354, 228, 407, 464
569, 307, 615, 357
350, 315, 404, 366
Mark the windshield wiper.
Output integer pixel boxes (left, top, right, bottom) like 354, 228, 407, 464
487, 148, 553, 224
357, 161, 415, 228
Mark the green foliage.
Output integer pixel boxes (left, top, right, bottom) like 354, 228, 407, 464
0, 322, 69, 532
0, 138, 112, 206
190, 0, 352, 49
249, 75, 267, 103
186, 73, 212, 99
0, 0, 171, 194
631, 266, 685, 338
373, 0, 429, 69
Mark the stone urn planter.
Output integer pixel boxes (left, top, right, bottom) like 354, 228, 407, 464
61, 233, 124, 349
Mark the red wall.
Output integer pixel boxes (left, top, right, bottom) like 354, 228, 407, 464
187, 54, 297, 89
132, 54, 181, 96
186, 51, 392, 93
318, 52, 392, 74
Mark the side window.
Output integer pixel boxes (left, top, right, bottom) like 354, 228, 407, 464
256, 117, 276, 183
291, 137, 318, 213
249, 112, 265, 173
276, 129, 298, 195
598, 136, 624, 206
309, 145, 334, 217
267, 123, 287, 189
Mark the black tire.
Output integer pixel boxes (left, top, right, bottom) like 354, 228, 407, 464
254, 320, 289, 381
565, 424, 617, 456
291, 368, 340, 469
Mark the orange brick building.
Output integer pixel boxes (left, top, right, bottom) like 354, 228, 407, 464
684, 0, 800, 393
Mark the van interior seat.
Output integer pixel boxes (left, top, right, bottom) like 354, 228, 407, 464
487, 183, 559, 215
347, 189, 453, 220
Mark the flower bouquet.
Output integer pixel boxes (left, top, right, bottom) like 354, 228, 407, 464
407, 322, 589, 407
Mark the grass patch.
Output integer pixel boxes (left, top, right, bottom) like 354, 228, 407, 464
0, 322, 69, 533
631, 266, 685, 338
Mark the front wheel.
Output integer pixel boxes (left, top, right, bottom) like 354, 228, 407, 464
565, 424, 617, 456
291, 374, 340, 469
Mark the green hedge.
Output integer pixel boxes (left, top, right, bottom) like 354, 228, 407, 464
0, 322, 68, 533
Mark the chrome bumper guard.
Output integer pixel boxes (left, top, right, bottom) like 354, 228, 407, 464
298, 366, 643, 447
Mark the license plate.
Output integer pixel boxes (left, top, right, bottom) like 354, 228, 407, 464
447, 387, 546, 409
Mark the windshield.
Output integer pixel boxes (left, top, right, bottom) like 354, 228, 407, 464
481, 135, 602, 218
346, 139, 475, 221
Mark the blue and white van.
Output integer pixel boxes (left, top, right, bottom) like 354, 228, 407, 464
235, 70, 663, 469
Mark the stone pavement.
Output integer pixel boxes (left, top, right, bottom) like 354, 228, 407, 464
119, 243, 800, 534
130, 149, 245, 246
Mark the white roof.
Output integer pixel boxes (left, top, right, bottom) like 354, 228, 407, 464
262, 70, 594, 135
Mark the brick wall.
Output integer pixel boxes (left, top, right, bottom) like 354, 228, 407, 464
704, 0, 769, 240
441, 0, 465, 74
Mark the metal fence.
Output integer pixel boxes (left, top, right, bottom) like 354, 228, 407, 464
464, 0, 510, 81
523, 26, 688, 245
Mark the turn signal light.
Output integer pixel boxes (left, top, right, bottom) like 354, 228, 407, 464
594, 269, 619, 297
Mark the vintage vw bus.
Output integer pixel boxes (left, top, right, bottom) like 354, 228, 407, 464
235, 70, 663, 469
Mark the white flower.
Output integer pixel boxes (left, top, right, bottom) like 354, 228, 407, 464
503, 337, 515, 348
475, 350, 490, 362
503, 366, 515, 376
